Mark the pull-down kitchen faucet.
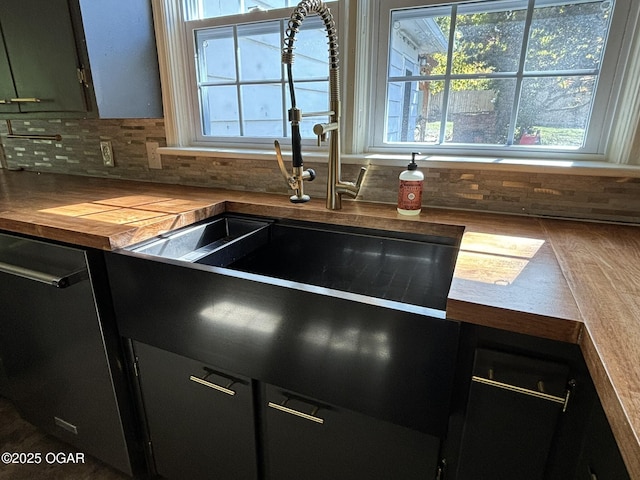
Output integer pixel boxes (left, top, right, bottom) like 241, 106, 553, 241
275, 0, 366, 209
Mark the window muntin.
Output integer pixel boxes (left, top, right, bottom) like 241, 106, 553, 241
380, 0, 615, 151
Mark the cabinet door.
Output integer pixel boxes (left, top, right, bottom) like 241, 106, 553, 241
456, 349, 571, 480
0, 0, 86, 113
134, 342, 259, 480
263, 384, 441, 480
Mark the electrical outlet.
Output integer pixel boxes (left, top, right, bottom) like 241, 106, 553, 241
146, 142, 162, 169
100, 141, 114, 167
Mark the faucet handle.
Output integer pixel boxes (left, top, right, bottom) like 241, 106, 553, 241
355, 166, 367, 190
274, 140, 298, 190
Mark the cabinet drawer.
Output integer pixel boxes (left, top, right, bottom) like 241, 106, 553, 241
133, 341, 258, 480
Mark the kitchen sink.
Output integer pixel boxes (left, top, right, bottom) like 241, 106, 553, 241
128, 214, 460, 311
110, 213, 463, 436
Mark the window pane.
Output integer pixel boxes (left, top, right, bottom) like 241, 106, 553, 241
289, 17, 330, 81
241, 84, 284, 136
416, 80, 446, 143
526, 1, 612, 72
196, 27, 236, 83
285, 81, 329, 137
386, 82, 413, 142
515, 76, 595, 147
389, 8, 451, 79
386, 80, 447, 144
201, 85, 240, 136
453, 4, 527, 74
194, 15, 330, 140
447, 79, 516, 145
238, 22, 282, 81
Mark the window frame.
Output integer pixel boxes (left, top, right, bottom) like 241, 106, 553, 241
368, 0, 634, 160
151, 0, 640, 165
157, 1, 342, 150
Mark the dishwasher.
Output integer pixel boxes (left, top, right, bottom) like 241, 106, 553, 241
0, 231, 140, 476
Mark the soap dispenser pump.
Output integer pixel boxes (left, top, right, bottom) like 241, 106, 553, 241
397, 152, 424, 216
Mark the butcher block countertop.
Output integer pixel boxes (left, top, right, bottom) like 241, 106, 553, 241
1, 170, 639, 478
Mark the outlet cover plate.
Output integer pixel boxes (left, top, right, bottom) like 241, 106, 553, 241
146, 142, 162, 169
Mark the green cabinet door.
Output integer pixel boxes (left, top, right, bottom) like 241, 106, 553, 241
0, 0, 87, 114
0, 28, 19, 114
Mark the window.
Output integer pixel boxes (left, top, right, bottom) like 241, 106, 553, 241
183, 1, 338, 145
372, 0, 631, 156
155, 0, 640, 163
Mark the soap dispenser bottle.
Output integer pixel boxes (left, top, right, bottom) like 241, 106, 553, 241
397, 152, 424, 216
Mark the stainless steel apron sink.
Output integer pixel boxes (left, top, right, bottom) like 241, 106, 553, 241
108, 213, 462, 437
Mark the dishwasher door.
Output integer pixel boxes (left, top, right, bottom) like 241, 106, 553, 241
0, 232, 135, 475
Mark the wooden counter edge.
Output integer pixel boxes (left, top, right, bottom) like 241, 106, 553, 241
580, 327, 640, 480
446, 298, 583, 344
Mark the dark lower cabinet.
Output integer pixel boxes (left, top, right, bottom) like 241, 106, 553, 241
575, 398, 630, 480
262, 383, 442, 480
132, 341, 259, 480
132, 340, 443, 480
455, 349, 571, 480
448, 324, 631, 480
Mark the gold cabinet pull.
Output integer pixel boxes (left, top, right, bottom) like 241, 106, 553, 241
268, 398, 325, 424
9, 97, 41, 103
472, 376, 575, 412
189, 372, 236, 396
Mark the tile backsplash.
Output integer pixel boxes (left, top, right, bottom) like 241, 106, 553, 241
1, 118, 639, 224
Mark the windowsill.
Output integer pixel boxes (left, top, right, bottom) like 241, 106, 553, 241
159, 146, 640, 178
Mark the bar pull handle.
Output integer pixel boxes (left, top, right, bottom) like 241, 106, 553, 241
5, 120, 62, 141
268, 398, 325, 424
0, 261, 87, 288
472, 376, 575, 412
10, 97, 42, 103
189, 368, 236, 396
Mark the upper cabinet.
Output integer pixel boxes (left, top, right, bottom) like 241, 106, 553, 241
0, 0, 86, 115
0, 0, 162, 119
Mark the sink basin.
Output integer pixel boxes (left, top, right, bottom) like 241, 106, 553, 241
129, 214, 460, 312
130, 216, 270, 263
198, 220, 459, 311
